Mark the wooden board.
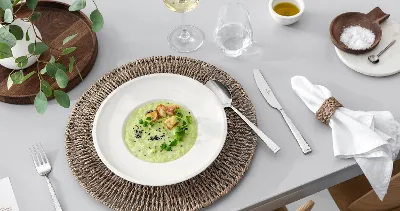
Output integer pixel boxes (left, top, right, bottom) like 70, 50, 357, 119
0, 0, 98, 104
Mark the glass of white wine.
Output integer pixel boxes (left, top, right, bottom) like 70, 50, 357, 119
163, 0, 204, 53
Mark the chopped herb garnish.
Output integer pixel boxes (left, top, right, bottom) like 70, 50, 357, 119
160, 143, 168, 151
176, 110, 183, 118
143, 121, 149, 127
146, 117, 151, 121
170, 139, 178, 146
166, 146, 171, 151
139, 119, 144, 124
182, 121, 187, 126
186, 116, 193, 124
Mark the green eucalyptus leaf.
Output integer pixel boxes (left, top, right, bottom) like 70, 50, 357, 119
21, 71, 35, 82
12, 0, 21, 6
0, 42, 12, 59
45, 62, 65, 77
0, 0, 12, 11
7, 74, 12, 89
40, 67, 46, 74
69, 0, 86, 11
29, 12, 40, 22
10, 70, 23, 84
54, 90, 70, 108
0, 8, 4, 20
26, 0, 38, 10
62, 47, 76, 55
55, 69, 68, 88
49, 55, 55, 63
63, 33, 77, 45
25, 30, 30, 41
28, 42, 48, 55
90, 9, 103, 32
69, 56, 74, 73
4, 8, 12, 23
9, 25, 23, 40
15, 55, 28, 68
40, 80, 52, 97
34, 91, 47, 114
0, 27, 17, 47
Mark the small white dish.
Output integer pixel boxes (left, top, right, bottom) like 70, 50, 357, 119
335, 19, 400, 77
269, 0, 305, 26
92, 73, 227, 186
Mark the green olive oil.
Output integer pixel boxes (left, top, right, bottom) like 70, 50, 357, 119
273, 2, 300, 16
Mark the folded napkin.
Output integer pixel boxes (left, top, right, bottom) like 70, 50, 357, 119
0, 178, 19, 211
291, 76, 400, 200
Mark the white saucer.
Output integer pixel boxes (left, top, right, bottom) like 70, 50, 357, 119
92, 74, 227, 186
335, 19, 400, 77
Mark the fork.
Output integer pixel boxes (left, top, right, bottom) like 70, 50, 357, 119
30, 143, 62, 211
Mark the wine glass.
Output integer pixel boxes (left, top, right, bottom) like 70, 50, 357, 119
214, 3, 253, 57
163, 0, 204, 53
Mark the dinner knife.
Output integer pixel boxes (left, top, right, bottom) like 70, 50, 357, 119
253, 69, 312, 154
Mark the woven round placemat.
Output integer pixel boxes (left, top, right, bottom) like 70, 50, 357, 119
65, 56, 258, 211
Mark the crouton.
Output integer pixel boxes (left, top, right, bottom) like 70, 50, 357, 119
146, 110, 159, 121
164, 116, 178, 129
166, 105, 179, 116
156, 104, 167, 118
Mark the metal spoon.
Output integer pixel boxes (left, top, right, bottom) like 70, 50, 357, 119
206, 80, 281, 153
368, 40, 396, 64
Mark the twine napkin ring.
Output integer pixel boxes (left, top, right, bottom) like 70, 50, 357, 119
316, 97, 343, 124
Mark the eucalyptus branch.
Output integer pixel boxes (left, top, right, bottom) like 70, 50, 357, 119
14, 2, 26, 15
91, 0, 98, 8
2, 0, 103, 114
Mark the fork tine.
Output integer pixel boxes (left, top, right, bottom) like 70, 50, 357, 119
29, 147, 39, 167
39, 143, 49, 164
34, 144, 45, 165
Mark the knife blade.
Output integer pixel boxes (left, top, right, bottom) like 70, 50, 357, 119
253, 69, 282, 110
253, 69, 312, 154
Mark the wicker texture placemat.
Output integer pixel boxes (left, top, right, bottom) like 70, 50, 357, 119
65, 56, 258, 211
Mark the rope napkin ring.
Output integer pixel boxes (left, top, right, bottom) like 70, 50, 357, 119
316, 97, 343, 124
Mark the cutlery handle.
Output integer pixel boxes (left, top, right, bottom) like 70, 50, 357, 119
45, 176, 62, 211
279, 109, 312, 154
231, 106, 280, 153
377, 40, 396, 57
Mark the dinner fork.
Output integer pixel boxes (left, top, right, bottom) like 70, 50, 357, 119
30, 143, 62, 211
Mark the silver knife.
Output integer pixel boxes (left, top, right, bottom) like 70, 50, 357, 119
253, 69, 312, 154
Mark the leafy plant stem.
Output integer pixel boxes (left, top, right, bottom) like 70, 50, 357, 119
91, 0, 98, 8
74, 63, 82, 80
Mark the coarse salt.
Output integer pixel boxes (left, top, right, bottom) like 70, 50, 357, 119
340, 25, 375, 50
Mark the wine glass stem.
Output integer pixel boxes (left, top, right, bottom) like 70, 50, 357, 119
179, 12, 191, 44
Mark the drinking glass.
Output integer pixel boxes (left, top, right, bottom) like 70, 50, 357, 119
163, 0, 204, 53
214, 3, 253, 57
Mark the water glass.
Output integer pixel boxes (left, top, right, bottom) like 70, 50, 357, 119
214, 3, 253, 57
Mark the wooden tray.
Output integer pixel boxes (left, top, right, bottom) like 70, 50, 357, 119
0, 0, 98, 104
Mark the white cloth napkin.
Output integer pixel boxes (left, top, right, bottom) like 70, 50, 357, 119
0, 178, 19, 211
291, 76, 400, 200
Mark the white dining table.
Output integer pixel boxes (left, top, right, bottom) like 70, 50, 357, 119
1, 0, 400, 210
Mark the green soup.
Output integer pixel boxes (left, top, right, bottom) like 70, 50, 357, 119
124, 101, 197, 163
